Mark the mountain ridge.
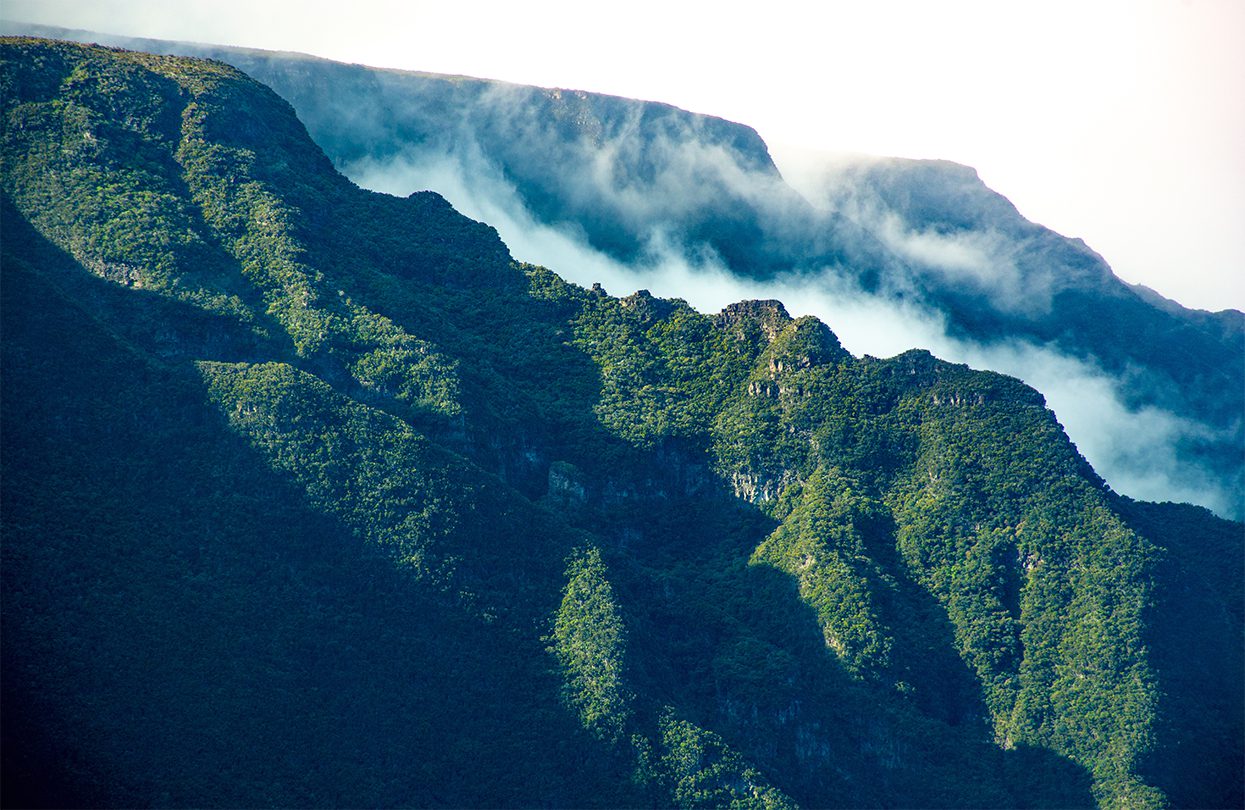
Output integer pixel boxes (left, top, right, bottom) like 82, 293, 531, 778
2, 20, 1236, 520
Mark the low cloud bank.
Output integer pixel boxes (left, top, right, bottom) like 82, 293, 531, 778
935, 336, 1240, 518
345, 148, 1241, 520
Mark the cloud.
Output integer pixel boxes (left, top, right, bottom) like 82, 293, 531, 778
872, 213, 1036, 312
770, 147, 1068, 316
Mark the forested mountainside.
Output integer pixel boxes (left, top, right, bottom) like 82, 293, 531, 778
3, 21, 1240, 521
1, 38, 1241, 809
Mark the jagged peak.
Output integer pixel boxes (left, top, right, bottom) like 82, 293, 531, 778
714, 299, 791, 341
618, 288, 677, 324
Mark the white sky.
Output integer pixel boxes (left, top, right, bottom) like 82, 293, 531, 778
6, 0, 1243, 311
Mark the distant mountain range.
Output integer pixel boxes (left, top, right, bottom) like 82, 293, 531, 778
3, 21, 1239, 521
1, 37, 1241, 808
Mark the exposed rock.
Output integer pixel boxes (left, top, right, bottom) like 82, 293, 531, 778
714, 299, 791, 342
545, 460, 587, 506
929, 392, 988, 407
619, 289, 675, 324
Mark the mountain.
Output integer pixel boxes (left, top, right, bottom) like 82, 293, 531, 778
2, 21, 1238, 521
2, 37, 1242, 809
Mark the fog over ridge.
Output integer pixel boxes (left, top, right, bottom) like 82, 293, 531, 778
0, 21, 1236, 519
347, 144, 1242, 520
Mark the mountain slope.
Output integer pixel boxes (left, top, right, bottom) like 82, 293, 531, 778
2, 37, 1241, 808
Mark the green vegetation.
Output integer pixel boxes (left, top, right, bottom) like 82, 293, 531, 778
642, 710, 797, 809
2, 38, 1240, 808
551, 547, 634, 744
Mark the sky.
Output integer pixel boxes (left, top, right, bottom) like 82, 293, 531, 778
4, 0, 1243, 312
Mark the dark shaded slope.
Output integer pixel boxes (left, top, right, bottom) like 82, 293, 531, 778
2, 38, 1240, 808
1116, 498, 1245, 810
0, 38, 637, 807
0, 203, 635, 808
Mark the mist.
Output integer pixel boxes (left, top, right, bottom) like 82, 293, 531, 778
345, 142, 1241, 520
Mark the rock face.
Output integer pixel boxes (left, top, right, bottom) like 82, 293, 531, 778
619, 288, 677, 324
715, 299, 793, 341
2, 37, 1241, 810
545, 460, 588, 506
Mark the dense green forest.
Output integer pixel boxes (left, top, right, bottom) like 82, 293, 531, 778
1, 38, 1241, 808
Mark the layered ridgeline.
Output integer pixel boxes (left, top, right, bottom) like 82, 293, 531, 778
2, 38, 1241, 809
3, 21, 1241, 521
